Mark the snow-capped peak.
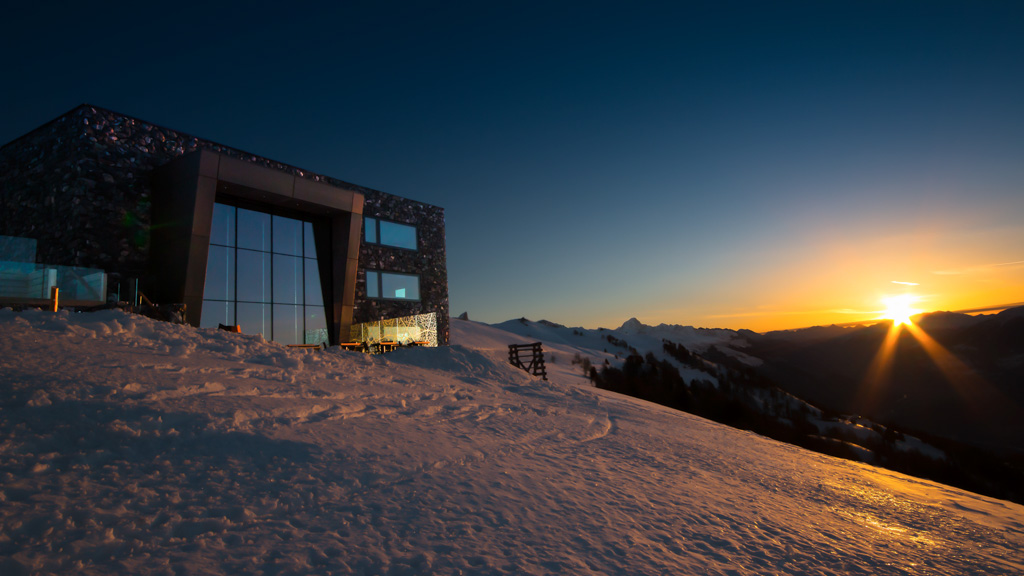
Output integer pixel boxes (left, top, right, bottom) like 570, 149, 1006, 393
618, 317, 645, 333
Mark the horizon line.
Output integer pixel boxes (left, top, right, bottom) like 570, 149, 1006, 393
757, 301, 1024, 333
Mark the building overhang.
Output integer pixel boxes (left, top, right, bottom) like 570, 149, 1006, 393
148, 149, 364, 344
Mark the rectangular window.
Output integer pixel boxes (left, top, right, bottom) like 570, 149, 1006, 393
363, 217, 417, 250
236, 250, 272, 303
365, 270, 420, 301
379, 221, 417, 250
273, 254, 303, 305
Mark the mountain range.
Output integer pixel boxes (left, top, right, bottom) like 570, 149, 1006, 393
500, 307, 1024, 455
492, 307, 1024, 502
748, 307, 1024, 454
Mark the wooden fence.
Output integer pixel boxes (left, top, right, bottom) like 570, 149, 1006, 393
508, 342, 548, 380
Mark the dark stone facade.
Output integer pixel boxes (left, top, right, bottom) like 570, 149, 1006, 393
357, 192, 450, 347
0, 104, 448, 344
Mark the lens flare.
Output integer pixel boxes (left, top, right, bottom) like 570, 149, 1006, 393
880, 295, 921, 326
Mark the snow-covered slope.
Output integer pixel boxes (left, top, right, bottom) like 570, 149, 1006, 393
615, 317, 761, 363
491, 317, 737, 386
1, 309, 1022, 574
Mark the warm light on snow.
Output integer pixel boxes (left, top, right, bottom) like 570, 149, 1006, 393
0, 309, 1021, 574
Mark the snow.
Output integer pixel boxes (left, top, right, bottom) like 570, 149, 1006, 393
894, 434, 947, 461
492, 317, 723, 386
1, 309, 1022, 574
615, 318, 763, 366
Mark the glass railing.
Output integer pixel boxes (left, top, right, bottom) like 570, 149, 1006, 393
0, 260, 107, 305
349, 312, 438, 348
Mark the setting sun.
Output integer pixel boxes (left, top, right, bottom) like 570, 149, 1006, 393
880, 294, 921, 326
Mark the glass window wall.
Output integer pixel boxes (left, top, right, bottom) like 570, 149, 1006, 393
200, 203, 328, 346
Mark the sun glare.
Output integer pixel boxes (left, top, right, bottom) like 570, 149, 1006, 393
880, 295, 921, 326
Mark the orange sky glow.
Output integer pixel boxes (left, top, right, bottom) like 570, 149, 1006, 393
617, 214, 1024, 333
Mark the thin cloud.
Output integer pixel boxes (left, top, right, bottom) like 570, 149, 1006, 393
706, 308, 875, 319
933, 260, 1024, 276
891, 281, 919, 286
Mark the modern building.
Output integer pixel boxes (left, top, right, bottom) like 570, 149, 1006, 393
0, 105, 448, 346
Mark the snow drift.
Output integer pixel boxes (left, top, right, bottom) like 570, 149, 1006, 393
0, 309, 1022, 575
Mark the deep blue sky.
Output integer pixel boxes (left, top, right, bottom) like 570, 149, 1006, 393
3, 1, 1023, 330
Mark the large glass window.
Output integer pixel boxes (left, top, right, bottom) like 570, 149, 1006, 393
200, 204, 329, 346
365, 270, 420, 301
364, 217, 417, 250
